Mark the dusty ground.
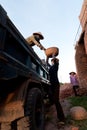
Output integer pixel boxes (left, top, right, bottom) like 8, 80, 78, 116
45, 99, 73, 130
45, 84, 79, 130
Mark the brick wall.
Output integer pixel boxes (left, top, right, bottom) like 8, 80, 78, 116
79, 0, 87, 29
75, 38, 87, 92
74, 0, 87, 94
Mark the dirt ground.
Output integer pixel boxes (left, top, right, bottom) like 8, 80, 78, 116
45, 99, 73, 130
45, 84, 79, 130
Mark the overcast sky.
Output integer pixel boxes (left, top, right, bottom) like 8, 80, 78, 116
0, 0, 83, 83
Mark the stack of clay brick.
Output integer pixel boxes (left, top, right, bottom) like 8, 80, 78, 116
79, 0, 87, 29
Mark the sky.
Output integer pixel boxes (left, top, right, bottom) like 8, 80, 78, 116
0, 0, 83, 83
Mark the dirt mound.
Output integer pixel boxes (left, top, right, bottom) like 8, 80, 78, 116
60, 83, 74, 99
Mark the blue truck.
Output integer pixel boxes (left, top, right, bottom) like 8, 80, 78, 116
0, 5, 51, 130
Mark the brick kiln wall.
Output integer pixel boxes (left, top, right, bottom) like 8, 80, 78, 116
75, 41, 87, 94
74, 0, 87, 95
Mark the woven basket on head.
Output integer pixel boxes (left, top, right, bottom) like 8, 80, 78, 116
45, 47, 59, 58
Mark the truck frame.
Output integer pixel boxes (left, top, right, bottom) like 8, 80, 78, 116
0, 5, 51, 130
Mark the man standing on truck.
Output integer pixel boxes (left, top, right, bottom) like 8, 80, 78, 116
49, 58, 65, 126
26, 32, 46, 50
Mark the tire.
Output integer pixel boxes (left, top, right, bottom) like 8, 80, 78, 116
24, 88, 45, 130
0, 88, 44, 130
45, 47, 59, 58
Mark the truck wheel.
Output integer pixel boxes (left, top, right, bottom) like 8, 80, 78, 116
24, 88, 45, 130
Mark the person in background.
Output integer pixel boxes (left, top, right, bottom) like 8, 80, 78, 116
69, 72, 79, 96
49, 58, 65, 125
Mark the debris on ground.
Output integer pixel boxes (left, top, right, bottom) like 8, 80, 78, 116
45, 83, 87, 130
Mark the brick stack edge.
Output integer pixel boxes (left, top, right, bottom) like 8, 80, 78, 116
75, 0, 87, 95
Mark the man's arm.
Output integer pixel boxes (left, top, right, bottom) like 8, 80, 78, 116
26, 35, 46, 50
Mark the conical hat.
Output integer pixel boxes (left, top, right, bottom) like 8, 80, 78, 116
33, 32, 44, 39
69, 72, 76, 75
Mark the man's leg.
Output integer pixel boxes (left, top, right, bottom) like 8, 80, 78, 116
54, 86, 65, 121
73, 86, 78, 96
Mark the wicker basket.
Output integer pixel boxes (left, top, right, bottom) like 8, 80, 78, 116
45, 47, 59, 58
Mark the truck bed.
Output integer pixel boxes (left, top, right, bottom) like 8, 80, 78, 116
0, 5, 49, 84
